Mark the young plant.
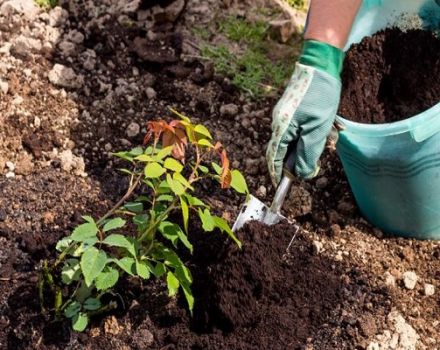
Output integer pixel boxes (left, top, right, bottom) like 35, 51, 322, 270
39, 110, 248, 332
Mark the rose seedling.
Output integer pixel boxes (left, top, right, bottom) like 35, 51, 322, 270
39, 110, 248, 331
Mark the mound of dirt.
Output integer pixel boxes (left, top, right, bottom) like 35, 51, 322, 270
152, 221, 391, 350
339, 28, 440, 123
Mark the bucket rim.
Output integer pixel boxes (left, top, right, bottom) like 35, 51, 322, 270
336, 101, 440, 138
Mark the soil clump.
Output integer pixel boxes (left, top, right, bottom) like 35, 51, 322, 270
339, 28, 440, 123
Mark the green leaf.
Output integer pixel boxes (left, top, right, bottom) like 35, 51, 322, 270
136, 260, 151, 280
230, 170, 249, 194
80, 247, 108, 287
167, 173, 185, 195
112, 257, 136, 276
155, 146, 174, 160
164, 158, 184, 172
64, 301, 81, 318
118, 168, 133, 176
135, 154, 154, 162
72, 312, 88, 332
156, 194, 174, 202
103, 234, 136, 257
197, 139, 214, 148
157, 180, 172, 194
71, 222, 98, 242
213, 216, 242, 248
199, 165, 209, 174
145, 162, 166, 178
184, 194, 205, 207
174, 173, 194, 190
180, 196, 189, 233
194, 124, 213, 139
159, 221, 193, 253
74, 281, 93, 303
198, 208, 215, 232
103, 217, 126, 232
152, 262, 166, 278
95, 266, 119, 291
83, 298, 101, 311
61, 258, 81, 285
113, 151, 134, 162
211, 162, 222, 175
129, 147, 144, 156
175, 263, 193, 284
181, 281, 194, 312
124, 202, 144, 213
56, 237, 73, 252
166, 271, 180, 297
82, 216, 95, 224
133, 213, 149, 232
170, 108, 191, 123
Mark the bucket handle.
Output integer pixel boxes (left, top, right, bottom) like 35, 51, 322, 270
410, 104, 440, 143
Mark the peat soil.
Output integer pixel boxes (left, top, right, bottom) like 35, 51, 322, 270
1, 1, 440, 349
339, 28, 440, 124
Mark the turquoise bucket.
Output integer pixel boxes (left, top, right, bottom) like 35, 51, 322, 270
336, 0, 440, 239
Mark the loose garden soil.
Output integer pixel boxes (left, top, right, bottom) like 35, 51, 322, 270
339, 28, 440, 124
1, 1, 440, 349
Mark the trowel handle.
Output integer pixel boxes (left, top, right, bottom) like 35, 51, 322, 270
283, 145, 297, 179
269, 148, 296, 214
270, 175, 294, 214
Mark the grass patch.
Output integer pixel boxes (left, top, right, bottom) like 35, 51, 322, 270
34, 0, 58, 9
198, 16, 295, 98
285, 0, 306, 10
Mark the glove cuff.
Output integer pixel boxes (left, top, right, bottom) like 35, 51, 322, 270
299, 40, 345, 80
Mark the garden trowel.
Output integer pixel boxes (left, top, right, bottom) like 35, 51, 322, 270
232, 151, 299, 233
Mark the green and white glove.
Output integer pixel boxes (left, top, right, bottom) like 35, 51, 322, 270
266, 40, 344, 185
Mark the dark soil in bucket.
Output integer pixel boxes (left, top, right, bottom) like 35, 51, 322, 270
338, 28, 440, 123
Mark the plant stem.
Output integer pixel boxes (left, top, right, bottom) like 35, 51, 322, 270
97, 174, 142, 225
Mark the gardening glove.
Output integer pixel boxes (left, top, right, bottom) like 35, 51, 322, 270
266, 40, 344, 185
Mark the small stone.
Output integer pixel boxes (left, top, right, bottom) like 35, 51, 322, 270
145, 87, 156, 99
66, 30, 84, 44
104, 316, 122, 335
315, 177, 328, 189
220, 103, 239, 116
424, 283, 435, 296
48, 64, 83, 88
384, 272, 396, 287
0, 80, 9, 94
58, 40, 76, 56
15, 153, 34, 175
11, 35, 42, 58
312, 240, 323, 255
5, 172, 15, 178
256, 185, 267, 198
335, 250, 343, 261
23, 69, 32, 77
5, 161, 15, 171
42, 211, 55, 225
126, 122, 140, 138
12, 96, 23, 105
0, 0, 40, 20
104, 143, 112, 152
34, 116, 41, 128
48, 6, 69, 27
402, 271, 418, 290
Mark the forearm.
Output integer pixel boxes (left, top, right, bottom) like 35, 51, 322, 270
304, 0, 362, 49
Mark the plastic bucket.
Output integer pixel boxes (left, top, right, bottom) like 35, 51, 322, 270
336, 0, 440, 239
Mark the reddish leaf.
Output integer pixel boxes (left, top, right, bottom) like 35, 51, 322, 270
144, 121, 175, 148
220, 149, 231, 189
162, 120, 188, 162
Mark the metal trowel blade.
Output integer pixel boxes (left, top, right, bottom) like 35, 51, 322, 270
232, 195, 288, 232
